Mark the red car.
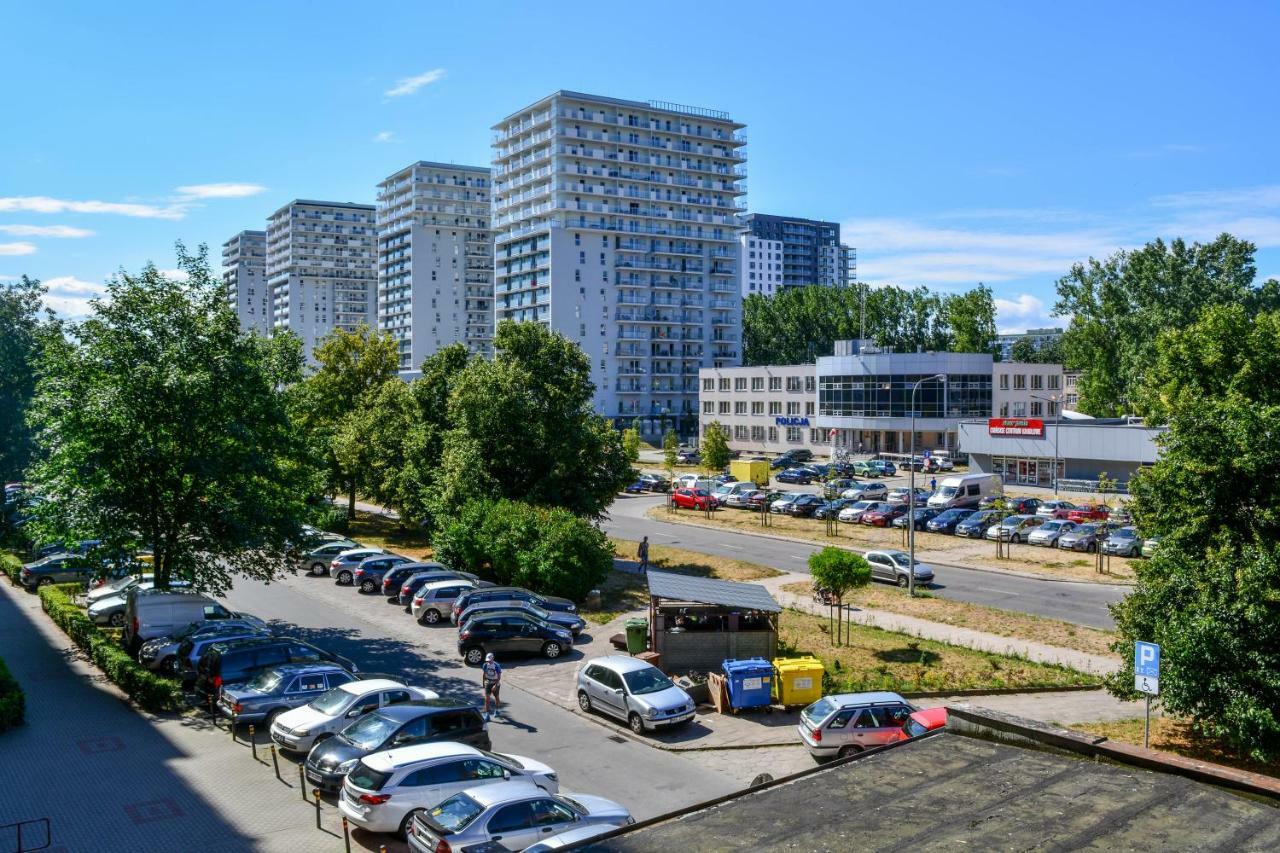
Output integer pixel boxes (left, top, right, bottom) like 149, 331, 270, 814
861, 503, 908, 527
1067, 504, 1110, 523
671, 488, 718, 510
888, 707, 947, 742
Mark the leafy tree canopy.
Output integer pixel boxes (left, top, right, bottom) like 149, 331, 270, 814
0, 276, 61, 483
700, 420, 731, 472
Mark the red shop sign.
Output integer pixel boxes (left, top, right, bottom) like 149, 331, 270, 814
988, 418, 1045, 437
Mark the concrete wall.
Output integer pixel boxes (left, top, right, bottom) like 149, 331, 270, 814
654, 630, 776, 673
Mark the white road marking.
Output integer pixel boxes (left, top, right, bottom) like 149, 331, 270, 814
975, 587, 1019, 596
721, 544, 744, 550
789, 555, 807, 560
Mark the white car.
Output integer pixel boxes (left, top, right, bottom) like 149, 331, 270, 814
340, 743, 558, 838
270, 679, 437, 754
837, 500, 877, 523
1027, 519, 1077, 547
86, 573, 150, 605
841, 482, 888, 501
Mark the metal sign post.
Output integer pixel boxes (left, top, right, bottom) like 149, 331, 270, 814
1134, 641, 1160, 748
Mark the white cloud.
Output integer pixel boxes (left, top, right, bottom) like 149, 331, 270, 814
43, 275, 105, 317
373, 130, 401, 143
174, 183, 266, 199
993, 294, 1065, 334
1151, 185, 1280, 210
0, 195, 186, 219
156, 268, 191, 282
384, 68, 446, 98
0, 242, 37, 256
0, 224, 94, 238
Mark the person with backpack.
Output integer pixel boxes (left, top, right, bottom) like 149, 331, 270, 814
482, 653, 503, 720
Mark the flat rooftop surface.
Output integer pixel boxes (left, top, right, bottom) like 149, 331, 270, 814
585, 733, 1280, 851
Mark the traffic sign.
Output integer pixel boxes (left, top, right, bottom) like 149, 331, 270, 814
1134, 641, 1160, 695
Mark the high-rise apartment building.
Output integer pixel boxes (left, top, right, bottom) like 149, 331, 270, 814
221, 230, 269, 334
740, 233, 783, 296
743, 213, 850, 289
376, 162, 495, 371
266, 200, 377, 361
491, 91, 747, 435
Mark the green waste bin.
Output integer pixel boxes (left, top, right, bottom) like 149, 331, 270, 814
625, 618, 649, 654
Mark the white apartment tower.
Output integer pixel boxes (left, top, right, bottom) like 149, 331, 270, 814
266, 199, 377, 361
740, 233, 783, 297
221, 230, 270, 334
376, 162, 494, 370
491, 91, 747, 436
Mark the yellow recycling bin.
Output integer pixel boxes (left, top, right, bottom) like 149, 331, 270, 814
772, 656, 824, 709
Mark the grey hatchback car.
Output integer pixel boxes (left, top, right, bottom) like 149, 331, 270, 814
576, 656, 695, 734
797, 691, 916, 761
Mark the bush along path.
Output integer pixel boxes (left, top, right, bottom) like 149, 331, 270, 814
0, 653, 23, 732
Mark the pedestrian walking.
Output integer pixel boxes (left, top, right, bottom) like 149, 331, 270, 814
930, 476, 937, 492
637, 536, 650, 574
481, 653, 502, 720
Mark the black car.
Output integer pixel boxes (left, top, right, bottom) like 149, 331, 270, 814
352, 554, 414, 594
780, 494, 824, 518
770, 457, 803, 470
451, 586, 577, 625
775, 468, 813, 485
303, 699, 490, 792
218, 662, 354, 725
955, 509, 1005, 538
783, 449, 813, 463
457, 611, 574, 665
380, 563, 438, 597
926, 508, 975, 534
192, 636, 357, 700
397, 568, 478, 607
813, 498, 856, 520
825, 461, 857, 478
457, 599, 587, 636
892, 507, 942, 530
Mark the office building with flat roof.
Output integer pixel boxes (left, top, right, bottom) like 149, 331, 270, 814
221, 230, 269, 334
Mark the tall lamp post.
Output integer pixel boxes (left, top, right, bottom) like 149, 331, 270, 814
909, 374, 947, 598
1030, 393, 1062, 496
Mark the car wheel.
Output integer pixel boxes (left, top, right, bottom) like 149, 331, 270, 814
37, 577, 52, 587
423, 608, 441, 624
542, 641, 563, 659
628, 713, 646, 735
109, 611, 126, 628
578, 690, 592, 712
398, 809, 424, 840
464, 646, 485, 666
337, 569, 352, 585
1012, 533, 1022, 544
837, 745, 862, 758
310, 562, 325, 575
896, 574, 909, 589
359, 579, 376, 594
264, 708, 283, 731
1088, 542, 1096, 553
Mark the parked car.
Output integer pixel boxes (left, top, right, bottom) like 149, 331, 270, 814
635, 473, 670, 493
1141, 536, 1162, 558
1035, 500, 1078, 519
745, 489, 787, 509
929, 456, 955, 472
797, 691, 917, 761
841, 482, 888, 501
1067, 504, 1111, 523
218, 663, 355, 726
779, 494, 824, 518
381, 562, 438, 597
452, 586, 578, 624
862, 503, 908, 527
576, 655, 696, 734
822, 478, 857, 499
30, 538, 101, 562
398, 568, 479, 607
192, 636, 357, 701
330, 548, 389, 585
123, 589, 237, 653
769, 456, 803, 470
169, 623, 273, 678
299, 539, 361, 576
852, 461, 880, 478
985, 514, 1046, 543
675, 450, 700, 465
837, 500, 881, 524
670, 488, 718, 510
305, 699, 491, 793
271, 679, 437, 754
88, 579, 189, 626
1102, 526, 1143, 557
340, 744, 559, 839
954, 509, 1003, 538
456, 600, 587, 637
85, 572, 151, 605
864, 551, 935, 588
1027, 519, 1078, 547
139, 617, 268, 672
412, 579, 478, 625
721, 489, 758, 509
927, 474, 997, 510
925, 508, 974, 534
623, 478, 647, 494
351, 554, 415, 594
406, 781, 632, 853
775, 467, 814, 485
768, 493, 802, 514
813, 498, 857, 520
887, 707, 948, 743
784, 449, 813, 462
522, 824, 620, 852
870, 459, 897, 476
457, 611, 574, 665
886, 486, 931, 506
1056, 522, 1116, 553
892, 507, 941, 530
18, 552, 94, 590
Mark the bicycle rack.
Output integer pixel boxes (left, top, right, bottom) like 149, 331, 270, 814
1, 818, 51, 853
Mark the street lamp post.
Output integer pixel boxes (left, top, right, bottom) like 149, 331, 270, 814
1031, 393, 1061, 496
909, 374, 947, 598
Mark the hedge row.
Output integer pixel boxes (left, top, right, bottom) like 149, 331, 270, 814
0, 654, 23, 732
1, 553, 21, 585
39, 583, 185, 713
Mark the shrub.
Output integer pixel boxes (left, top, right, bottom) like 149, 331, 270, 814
1, 553, 21, 585
38, 584, 184, 713
0, 654, 23, 732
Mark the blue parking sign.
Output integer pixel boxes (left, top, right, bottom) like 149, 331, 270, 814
1134, 641, 1160, 695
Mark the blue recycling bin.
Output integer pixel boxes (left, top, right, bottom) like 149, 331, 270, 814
721, 658, 774, 712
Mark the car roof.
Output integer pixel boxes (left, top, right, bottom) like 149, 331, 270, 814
363, 741, 483, 772
471, 586, 532, 596
338, 547, 383, 557
262, 661, 345, 677
825, 691, 909, 707
421, 578, 475, 592
466, 609, 541, 623
338, 678, 407, 695
460, 779, 548, 808
377, 697, 476, 719
589, 655, 655, 674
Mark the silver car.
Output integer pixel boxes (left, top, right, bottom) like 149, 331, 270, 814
576, 655, 695, 734
137, 617, 267, 671
985, 514, 1045, 543
1057, 522, 1116, 552
797, 691, 916, 761
328, 547, 387, 585
299, 540, 359, 576
407, 781, 632, 853
841, 482, 888, 501
1026, 519, 1078, 547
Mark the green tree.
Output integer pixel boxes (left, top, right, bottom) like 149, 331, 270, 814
436, 321, 632, 519
943, 284, 997, 355
299, 324, 399, 519
701, 421, 731, 472
663, 429, 678, 483
808, 547, 871, 646
621, 428, 641, 465
0, 276, 60, 483
1008, 336, 1038, 363
26, 245, 313, 595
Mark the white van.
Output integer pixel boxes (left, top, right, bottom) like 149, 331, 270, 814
123, 588, 235, 653
676, 474, 718, 493
928, 474, 1001, 510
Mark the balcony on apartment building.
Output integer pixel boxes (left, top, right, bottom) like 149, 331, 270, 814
615, 309, 702, 324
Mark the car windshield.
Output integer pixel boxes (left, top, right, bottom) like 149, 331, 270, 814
938, 485, 959, 498
851, 501, 873, 511
904, 718, 930, 738
802, 696, 838, 725
480, 749, 523, 770
248, 670, 285, 692
341, 712, 398, 749
623, 667, 674, 695
1113, 528, 1137, 539
429, 793, 485, 832
1074, 524, 1098, 535
556, 794, 590, 816
1041, 521, 1065, 531
346, 762, 392, 792
309, 686, 356, 715
172, 621, 205, 640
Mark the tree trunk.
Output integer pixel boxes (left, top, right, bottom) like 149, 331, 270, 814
154, 551, 170, 590
347, 475, 357, 521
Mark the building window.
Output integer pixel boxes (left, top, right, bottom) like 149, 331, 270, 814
786, 376, 802, 392
734, 425, 748, 440
786, 402, 800, 415
1031, 401, 1043, 417
703, 378, 714, 391
805, 402, 815, 416
1012, 402, 1027, 417
1048, 401, 1058, 416
719, 401, 731, 414
786, 427, 803, 443
805, 376, 815, 393
751, 377, 763, 391
1013, 374, 1027, 390
751, 425, 765, 441
999, 374, 1009, 390
751, 401, 764, 415
1000, 402, 1009, 417
810, 429, 826, 444
734, 401, 747, 415
1031, 374, 1043, 390
703, 401, 714, 414
768, 427, 778, 442
768, 376, 781, 391
1048, 374, 1061, 390
719, 378, 730, 391
769, 402, 781, 415
734, 377, 747, 391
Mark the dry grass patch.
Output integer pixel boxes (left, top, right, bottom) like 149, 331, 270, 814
778, 607, 1099, 694
343, 510, 434, 561
1071, 717, 1279, 779
780, 581, 1117, 658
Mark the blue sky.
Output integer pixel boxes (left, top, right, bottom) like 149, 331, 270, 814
3, 1, 1277, 331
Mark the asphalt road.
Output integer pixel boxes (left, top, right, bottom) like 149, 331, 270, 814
603, 494, 1127, 630
219, 569, 741, 823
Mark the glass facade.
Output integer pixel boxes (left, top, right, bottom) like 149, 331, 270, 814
818, 373, 991, 418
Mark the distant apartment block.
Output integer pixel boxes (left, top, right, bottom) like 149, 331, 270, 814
740, 233, 783, 296
266, 200, 377, 361
491, 90, 746, 435
742, 213, 850, 289
221, 230, 269, 334
996, 326, 1064, 360
377, 162, 495, 371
